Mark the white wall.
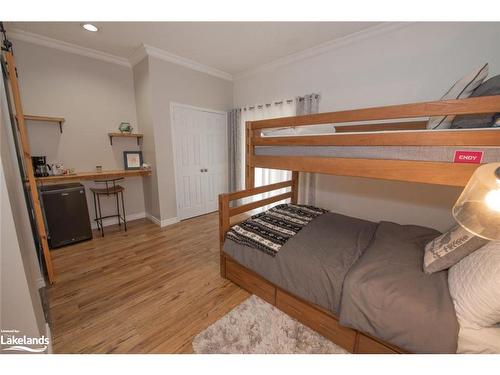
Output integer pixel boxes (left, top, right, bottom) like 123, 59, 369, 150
12, 39, 146, 225
234, 22, 500, 231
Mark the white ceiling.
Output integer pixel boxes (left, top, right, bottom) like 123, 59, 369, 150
7, 22, 381, 75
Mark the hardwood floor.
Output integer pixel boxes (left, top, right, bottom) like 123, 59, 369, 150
47, 213, 250, 353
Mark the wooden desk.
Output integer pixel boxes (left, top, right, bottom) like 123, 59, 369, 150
36, 169, 152, 184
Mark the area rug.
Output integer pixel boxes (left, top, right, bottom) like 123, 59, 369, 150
192, 295, 348, 354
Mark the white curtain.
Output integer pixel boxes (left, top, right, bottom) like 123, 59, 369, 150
232, 94, 320, 205
239, 100, 296, 192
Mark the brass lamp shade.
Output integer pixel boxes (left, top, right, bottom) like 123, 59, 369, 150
453, 162, 500, 241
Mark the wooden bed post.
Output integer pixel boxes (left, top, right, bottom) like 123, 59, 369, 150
218, 180, 294, 278
218, 193, 230, 278
291, 171, 299, 204
245, 121, 255, 189
4, 51, 55, 284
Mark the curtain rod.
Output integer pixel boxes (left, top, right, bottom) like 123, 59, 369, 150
242, 98, 294, 111
239, 94, 320, 111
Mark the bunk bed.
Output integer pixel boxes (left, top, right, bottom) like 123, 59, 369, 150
218, 95, 500, 354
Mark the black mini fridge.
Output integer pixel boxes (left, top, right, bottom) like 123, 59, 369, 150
40, 183, 92, 248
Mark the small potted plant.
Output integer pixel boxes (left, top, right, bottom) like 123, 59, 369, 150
118, 122, 133, 134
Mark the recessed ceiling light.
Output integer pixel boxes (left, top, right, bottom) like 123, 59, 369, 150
82, 23, 98, 32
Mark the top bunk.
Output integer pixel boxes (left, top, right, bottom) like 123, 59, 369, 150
245, 96, 500, 187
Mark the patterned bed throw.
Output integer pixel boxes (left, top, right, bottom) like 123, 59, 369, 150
226, 203, 328, 257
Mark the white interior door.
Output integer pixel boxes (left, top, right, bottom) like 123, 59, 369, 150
172, 104, 228, 220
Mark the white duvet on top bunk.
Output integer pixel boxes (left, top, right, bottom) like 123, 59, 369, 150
261, 124, 336, 136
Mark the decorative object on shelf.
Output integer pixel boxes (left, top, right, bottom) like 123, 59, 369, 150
118, 122, 133, 133
124, 151, 143, 170
96, 165, 103, 173
48, 163, 65, 176
453, 162, 500, 240
141, 163, 152, 171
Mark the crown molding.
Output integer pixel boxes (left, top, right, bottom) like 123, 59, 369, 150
234, 22, 414, 81
128, 44, 148, 66
8, 28, 234, 80
131, 44, 233, 81
7, 23, 413, 82
8, 28, 131, 67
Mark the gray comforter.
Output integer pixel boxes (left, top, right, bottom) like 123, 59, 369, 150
224, 212, 377, 315
224, 211, 459, 353
339, 221, 459, 353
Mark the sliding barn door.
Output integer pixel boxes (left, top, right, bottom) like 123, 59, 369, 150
172, 104, 228, 220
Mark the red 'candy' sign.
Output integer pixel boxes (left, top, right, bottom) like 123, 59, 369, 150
453, 150, 483, 164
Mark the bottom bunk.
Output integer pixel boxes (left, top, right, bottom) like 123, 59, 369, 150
218, 180, 500, 354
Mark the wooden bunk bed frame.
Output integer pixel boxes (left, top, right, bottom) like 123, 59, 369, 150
218, 95, 500, 354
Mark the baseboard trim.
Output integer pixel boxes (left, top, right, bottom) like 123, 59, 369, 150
146, 213, 179, 227
146, 213, 161, 226
160, 216, 179, 227
91, 212, 146, 229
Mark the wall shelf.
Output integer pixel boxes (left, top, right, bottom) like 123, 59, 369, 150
108, 132, 144, 146
20, 114, 65, 133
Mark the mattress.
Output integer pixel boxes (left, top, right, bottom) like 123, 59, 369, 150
224, 209, 460, 353
224, 212, 377, 315
255, 145, 500, 163
339, 221, 459, 354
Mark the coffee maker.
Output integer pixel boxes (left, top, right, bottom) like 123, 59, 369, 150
32, 156, 49, 177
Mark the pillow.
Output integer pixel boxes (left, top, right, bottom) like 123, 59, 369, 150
448, 241, 500, 328
423, 224, 487, 274
457, 325, 500, 354
451, 74, 500, 129
427, 63, 489, 130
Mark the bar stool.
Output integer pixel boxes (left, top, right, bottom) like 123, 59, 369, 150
90, 178, 127, 237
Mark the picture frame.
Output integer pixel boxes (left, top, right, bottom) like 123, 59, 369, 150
123, 151, 143, 170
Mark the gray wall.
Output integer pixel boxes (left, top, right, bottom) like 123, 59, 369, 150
149, 57, 233, 221
12, 23, 500, 231
234, 22, 500, 231
133, 57, 161, 220
9, 37, 234, 228
12, 39, 146, 225
134, 56, 233, 222
1, 72, 46, 341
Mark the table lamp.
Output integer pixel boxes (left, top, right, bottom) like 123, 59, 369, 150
453, 162, 500, 241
